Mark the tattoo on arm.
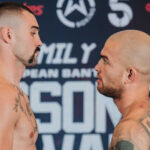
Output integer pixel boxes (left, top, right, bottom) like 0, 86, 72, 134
111, 140, 134, 150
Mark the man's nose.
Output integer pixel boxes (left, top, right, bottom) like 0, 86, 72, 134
94, 60, 101, 72
94, 63, 99, 71
38, 38, 43, 47
36, 34, 43, 47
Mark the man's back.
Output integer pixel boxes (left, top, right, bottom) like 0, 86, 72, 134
109, 100, 150, 150
0, 81, 38, 150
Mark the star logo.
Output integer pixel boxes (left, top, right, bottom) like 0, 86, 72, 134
64, 0, 88, 16
56, 0, 96, 28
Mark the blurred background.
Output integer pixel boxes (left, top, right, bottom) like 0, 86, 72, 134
3, 0, 150, 149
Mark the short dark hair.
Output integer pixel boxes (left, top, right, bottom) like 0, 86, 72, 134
0, 2, 33, 15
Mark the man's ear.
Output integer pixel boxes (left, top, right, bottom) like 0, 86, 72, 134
123, 68, 136, 84
0, 26, 12, 44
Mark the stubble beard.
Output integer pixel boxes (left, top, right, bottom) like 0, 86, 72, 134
97, 81, 123, 99
27, 53, 38, 66
26, 47, 40, 67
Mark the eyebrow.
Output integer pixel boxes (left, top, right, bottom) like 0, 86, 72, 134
31, 26, 40, 31
100, 54, 109, 60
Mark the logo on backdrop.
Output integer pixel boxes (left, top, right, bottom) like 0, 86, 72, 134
56, 0, 96, 28
108, 0, 133, 27
23, 2, 44, 16
145, 3, 150, 12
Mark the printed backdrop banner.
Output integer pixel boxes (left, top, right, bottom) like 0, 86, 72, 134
1, 0, 150, 150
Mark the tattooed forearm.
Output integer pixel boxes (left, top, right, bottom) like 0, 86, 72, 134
111, 140, 134, 150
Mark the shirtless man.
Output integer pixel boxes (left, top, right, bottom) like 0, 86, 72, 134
0, 2, 42, 150
95, 30, 150, 150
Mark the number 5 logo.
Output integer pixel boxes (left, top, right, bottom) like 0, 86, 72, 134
108, 0, 133, 27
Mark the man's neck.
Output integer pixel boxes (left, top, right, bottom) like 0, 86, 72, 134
0, 63, 25, 86
114, 87, 149, 117
0, 49, 25, 86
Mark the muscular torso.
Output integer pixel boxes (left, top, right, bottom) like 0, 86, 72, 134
12, 86, 38, 150
109, 100, 150, 150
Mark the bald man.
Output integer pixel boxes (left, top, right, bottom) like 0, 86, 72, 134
95, 30, 150, 150
0, 2, 42, 150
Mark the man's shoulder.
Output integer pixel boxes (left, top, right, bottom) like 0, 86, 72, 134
0, 83, 23, 127
117, 104, 150, 133
110, 117, 150, 150
0, 83, 22, 113
114, 118, 142, 137
0, 83, 18, 100
116, 112, 150, 133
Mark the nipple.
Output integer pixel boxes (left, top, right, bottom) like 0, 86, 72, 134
29, 131, 34, 138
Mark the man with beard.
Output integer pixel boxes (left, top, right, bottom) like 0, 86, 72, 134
95, 30, 150, 150
0, 2, 42, 150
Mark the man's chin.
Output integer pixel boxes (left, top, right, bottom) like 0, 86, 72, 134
97, 86, 123, 99
25, 60, 37, 67
26, 63, 37, 67
26, 56, 38, 67
97, 85, 104, 93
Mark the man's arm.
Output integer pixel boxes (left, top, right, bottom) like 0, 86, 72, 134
110, 140, 134, 150
109, 119, 150, 150
0, 87, 20, 150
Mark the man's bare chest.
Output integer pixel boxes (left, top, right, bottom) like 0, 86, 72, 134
13, 87, 38, 144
